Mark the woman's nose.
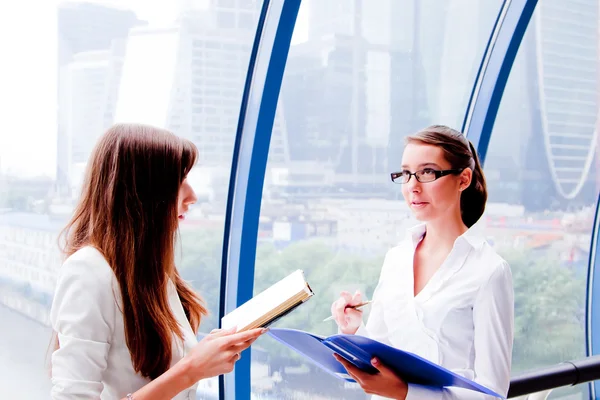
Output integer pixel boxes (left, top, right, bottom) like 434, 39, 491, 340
187, 189, 198, 205
406, 176, 421, 192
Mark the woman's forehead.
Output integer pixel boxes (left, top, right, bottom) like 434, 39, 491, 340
402, 143, 448, 167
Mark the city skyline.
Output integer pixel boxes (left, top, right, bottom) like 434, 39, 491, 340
1, 2, 598, 399
0, 0, 308, 179
0, 0, 597, 209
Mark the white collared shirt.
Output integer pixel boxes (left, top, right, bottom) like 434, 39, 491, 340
356, 224, 514, 400
49, 246, 199, 400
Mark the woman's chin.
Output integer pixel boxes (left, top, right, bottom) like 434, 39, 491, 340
412, 209, 434, 222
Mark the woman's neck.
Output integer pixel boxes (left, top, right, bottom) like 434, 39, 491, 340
422, 214, 468, 250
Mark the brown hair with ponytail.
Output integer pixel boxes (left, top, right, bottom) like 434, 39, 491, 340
406, 124, 487, 227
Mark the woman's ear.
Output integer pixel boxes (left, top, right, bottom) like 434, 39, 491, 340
459, 168, 473, 191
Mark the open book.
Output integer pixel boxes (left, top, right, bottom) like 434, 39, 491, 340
221, 269, 314, 332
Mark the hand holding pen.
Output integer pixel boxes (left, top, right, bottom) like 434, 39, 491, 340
323, 300, 372, 322
328, 290, 371, 335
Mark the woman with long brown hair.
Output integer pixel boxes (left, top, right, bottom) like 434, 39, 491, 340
49, 124, 265, 399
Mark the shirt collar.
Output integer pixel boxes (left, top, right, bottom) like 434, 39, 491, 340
407, 223, 486, 250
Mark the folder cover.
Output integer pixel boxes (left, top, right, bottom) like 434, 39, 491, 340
267, 328, 504, 399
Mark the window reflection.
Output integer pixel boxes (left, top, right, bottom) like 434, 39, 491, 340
484, 1, 599, 398
1, 0, 600, 399
252, 0, 503, 398
0, 1, 261, 399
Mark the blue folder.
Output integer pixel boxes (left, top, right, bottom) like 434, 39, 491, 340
267, 328, 504, 399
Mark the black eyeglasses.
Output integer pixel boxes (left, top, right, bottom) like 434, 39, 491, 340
390, 168, 464, 184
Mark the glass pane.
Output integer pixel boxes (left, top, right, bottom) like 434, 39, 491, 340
549, 383, 590, 400
251, 0, 503, 398
0, 1, 261, 399
483, 1, 599, 399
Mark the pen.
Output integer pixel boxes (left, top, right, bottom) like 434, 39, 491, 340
322, 300, 373, 322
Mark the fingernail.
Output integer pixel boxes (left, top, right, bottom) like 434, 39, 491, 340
261, 328, 269, 333
371, 357, 379, 365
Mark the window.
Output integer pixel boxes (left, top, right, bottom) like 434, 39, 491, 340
482, 2, 599, 397
250, 0, 503, 398
0, 1, 262, 398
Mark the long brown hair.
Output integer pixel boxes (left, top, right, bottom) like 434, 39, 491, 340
55, 123, 207, 379
406, 125, 488, 227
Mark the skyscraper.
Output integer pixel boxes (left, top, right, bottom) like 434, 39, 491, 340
532, 0, 599, 204
57, 2, 145, 195
114, 1, 277, 201
486, 0, 600, 211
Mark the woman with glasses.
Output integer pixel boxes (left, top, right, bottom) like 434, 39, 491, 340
330, 125, 513, 400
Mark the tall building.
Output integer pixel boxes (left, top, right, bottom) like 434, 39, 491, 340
56, 2, 145, 195
271, 0, 501, 198
486, 0, 600, 211
114, 1, 281, 202
274, 1, 394, 197
61, 41, 126, 166
531, 0, 599, 204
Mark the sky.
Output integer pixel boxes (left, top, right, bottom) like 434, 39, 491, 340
0, 0, 308, 179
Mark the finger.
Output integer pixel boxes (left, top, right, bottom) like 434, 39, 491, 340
344, 308, 362, 320
330, 298, 342, 316
210, 326, 237, 337
332, 300, 348, 324
335, 298, 349, 314
333, 354, 363, 384
334, 308, 347, 327
371, 357, 397, 378
333, 354, 358, 373
351, 290, 363, 305
335, 294, 352, 318
340, 291, 353, 303
229, 335, 261, 353
222, 327, 266, 346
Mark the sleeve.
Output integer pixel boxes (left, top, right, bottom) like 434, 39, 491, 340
354, 251, 392, 345
355, 279, 389, 343
405, 261, 514, 400
49, 253, 117, 399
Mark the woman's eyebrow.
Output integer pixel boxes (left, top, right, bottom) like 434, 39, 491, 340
419, 162, 442, 168
400, 162, 441, 169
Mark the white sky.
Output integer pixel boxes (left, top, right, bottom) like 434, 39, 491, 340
0, 0, 308, 179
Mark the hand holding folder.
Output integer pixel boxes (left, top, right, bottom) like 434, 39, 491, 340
267, 328, 505, 399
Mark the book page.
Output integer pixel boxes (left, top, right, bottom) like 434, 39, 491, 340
221, 269, 312, 331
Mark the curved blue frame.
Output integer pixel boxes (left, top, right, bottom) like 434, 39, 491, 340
218, 0, 301, 399
465, 1, 600, 398
221, 0, 600, 399
586, 193, 600, 398
462, 0, 538, 161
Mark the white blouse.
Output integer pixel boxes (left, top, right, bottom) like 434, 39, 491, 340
356, 224, 514, 400
50, 246, 199, 400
